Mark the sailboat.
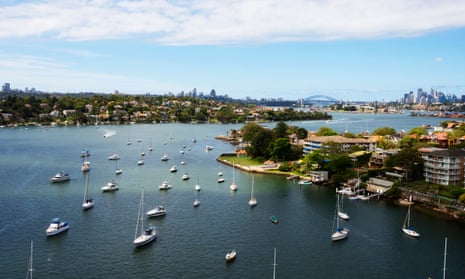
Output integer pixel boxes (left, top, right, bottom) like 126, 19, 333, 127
26, 240, 33, 279
115, 160, 123, 175
195, 177, 201, 191
401, 195, 420, 237
337, 194, 349, 220
81, 172, 94, 210
81, 155, 91, 172
248, 176, 257, 207
230, 163, 238, 191
193, 191, 200, 207
134, 188, 157, 247
331, 194, 349, 241
148, 137, 153, 151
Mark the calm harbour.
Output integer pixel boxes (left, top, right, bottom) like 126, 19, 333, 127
1, 112, 465, 278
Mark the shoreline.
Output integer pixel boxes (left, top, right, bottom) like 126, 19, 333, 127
217, 153, 465, 224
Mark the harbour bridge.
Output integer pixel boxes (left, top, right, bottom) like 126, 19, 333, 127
300, 95, 339, 106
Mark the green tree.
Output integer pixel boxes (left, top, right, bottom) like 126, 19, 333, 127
316, 126, 338, 136
372, 126, 396, 136
241, 122, 264, 142
273, 121, 288, 139
247, 128, 273, 160
269, 138, 292, 161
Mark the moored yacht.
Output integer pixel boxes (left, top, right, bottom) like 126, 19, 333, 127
50, 171, 70, 183
101, 180, 119, 192
46, 218, 69, 236
146, 205, 167, 217
159, 180, 172, 190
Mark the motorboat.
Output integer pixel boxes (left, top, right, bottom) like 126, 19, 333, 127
101, 180, 119, 192
80, 148, 90, 157
108, 154, 120, 160
182, 173, 190, 180
298, 179, 312, 185
205, 145, 213, 151
159, 181, 172, 190
81, 161, 91, 172
161, 154, 169, 161
170, 166, 178, 173
137, 158, 144, 165
193, 198, 200, 207
270, 216, 279, 224
146, 205, 167, 217
217, 177, 225, 183
45, 218, 69, 236
50, 171, 70, 183
225, 249, 236, 262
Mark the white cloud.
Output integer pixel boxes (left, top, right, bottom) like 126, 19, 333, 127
1, 0, 465, 45
434, 57, 444, 63
0, 53, 177, 93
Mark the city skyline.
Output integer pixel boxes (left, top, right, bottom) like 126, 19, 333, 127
1, 1, 465, 101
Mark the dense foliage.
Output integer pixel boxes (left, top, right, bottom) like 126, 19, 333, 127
0, 94, 332, 125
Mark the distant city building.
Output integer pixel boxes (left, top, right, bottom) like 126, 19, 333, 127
2, 83, 11, 92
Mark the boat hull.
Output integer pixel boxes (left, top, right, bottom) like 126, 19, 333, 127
331, 228, 349, 241
46, 223, 69, 236
134, 232, 157, 247
402, 228, 420, 238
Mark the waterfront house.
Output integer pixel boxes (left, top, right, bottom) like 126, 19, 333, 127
419, 147, 465, 186
303, 135, 377, 155
366, 177, 394, 194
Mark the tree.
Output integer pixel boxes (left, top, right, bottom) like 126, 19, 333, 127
241, 122, 264, 142
247, 128, 273, 160
296, 127, 308, 139
273, 121, 288, 139
386, 147, 423, 181
269, 138, 292, 161
316, 126, 338, 136
372, 126, 396, 136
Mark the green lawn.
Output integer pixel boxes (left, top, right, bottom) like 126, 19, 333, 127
218, 155, 263, 166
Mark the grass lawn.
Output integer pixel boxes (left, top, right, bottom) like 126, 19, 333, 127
218, 155, 263, 167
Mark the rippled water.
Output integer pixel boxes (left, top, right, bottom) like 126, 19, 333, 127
1, 115, 464, 278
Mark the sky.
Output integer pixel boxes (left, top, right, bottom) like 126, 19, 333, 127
1, 0, 465, 102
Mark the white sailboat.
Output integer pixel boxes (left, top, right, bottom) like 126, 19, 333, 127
230, 163, 238, 191
225, 249, 236, 262
115, 160, 123, 175
337, 194, 349, 220
248, 176, 257, 207
134, 188, 157, 247
81, 172, 94, 210
26, 240, 33, 279
194, 177, 201, 191
193, 191, 200, 207
81, 155, 91, 172
331, 194, 349, 241
401, 196, 420, 237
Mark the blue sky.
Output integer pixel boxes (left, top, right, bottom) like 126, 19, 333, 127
1, 0, 465, 101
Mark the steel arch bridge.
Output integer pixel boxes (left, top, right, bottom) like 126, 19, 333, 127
302, 95, 339, 106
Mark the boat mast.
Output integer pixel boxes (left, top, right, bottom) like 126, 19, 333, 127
83, 172, 89, 204
272, 248, 277, 279
134, 189, 144, 240
443, 237, 447, 279
26, 240, 33, 279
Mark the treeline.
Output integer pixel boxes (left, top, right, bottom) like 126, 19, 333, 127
0, 94, 331, 126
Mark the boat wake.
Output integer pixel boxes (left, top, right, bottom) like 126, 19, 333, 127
103, 129, 116, 138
